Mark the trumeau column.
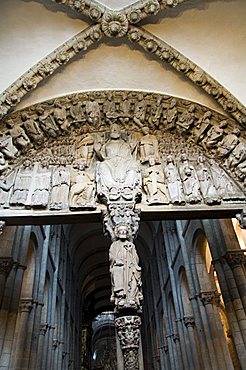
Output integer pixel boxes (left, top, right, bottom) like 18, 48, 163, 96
98, 123, 144, 369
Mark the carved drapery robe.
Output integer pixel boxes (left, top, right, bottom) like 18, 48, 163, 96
109, 239, 142, 309
96, 138, 141, 202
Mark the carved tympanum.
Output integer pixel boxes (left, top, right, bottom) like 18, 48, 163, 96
0, 91, 244, 217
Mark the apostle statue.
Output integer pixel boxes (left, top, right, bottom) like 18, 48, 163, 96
109, 224, 143, 311
69, 161, 96, 210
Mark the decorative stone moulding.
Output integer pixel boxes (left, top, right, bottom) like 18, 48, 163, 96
0, 0, 245, 129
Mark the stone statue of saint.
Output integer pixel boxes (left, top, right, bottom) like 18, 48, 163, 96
69, 100, 85, 125
53, 102, 70, 133
143, 158, 169, 205
176, 104, 195, 134
31, 163, 51, 208
0, 175, 13, 207
104, 92, 118, 120
196, 157, 220, 205
50, 163, 70, 210
193, 110, 212, 143
6, 119, 30, 151
109, 224, 143, 310
139, 126, 160, 164
203, 120, 227, 149
119, 92, 130, 124
96, 123, 141, 202
0, 133, 18, 159
210, 159, 245, 201
36, 106, 59, 138
149, 95, 163, 128
217, 128, 240, 158
21, 112, 44, 145
69, 161, 96, 210
85, 97, 101, 127
133, 94, 147, 128
179, 154, 201, 204
164, 155, 185, 205
76, 133, 95, 168
163, 98, 178, 131
10, 160, 33, 206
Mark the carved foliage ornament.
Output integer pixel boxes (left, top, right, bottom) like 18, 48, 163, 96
101, 12, 129, 38
115, 316, 141, 370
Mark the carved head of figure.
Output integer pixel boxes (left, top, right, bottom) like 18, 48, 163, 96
232, 128, 240, 136
170, 98, 176, 108
219, 119, 228, 128
204, 110, 212, 119
36, 106, 44, 116
110, 123, 121, 139
0, 152, 5, 164
197, 156, 205, 164
142, 126, 150, 135
21, 112, 29, 122
166, 155, 174, 164
181, 153, 188, 162
6, 119, 15, 129
115, 224, 131, 240
188, 104, 195, 113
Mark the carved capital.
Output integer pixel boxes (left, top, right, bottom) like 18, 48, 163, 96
0, 257, 13, 276
102, 203, 140, 242
224, 250, 246, 268
19, 298, 34, 313
115, 316, 141, 370
183, 315, 195, 328
0, 221, 6, 235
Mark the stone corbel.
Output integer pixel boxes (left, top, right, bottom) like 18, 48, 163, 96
0, 257, 13, 277
40, 323, 49, 336
19, 298, 34, 313
199, 291, 217, 305
183, 315, 195, 328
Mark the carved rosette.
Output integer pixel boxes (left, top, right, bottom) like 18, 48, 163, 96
224, 250, 246, 268
101, 12, 129, 38
0, 257, 13, 276
115, 316, 141, 370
